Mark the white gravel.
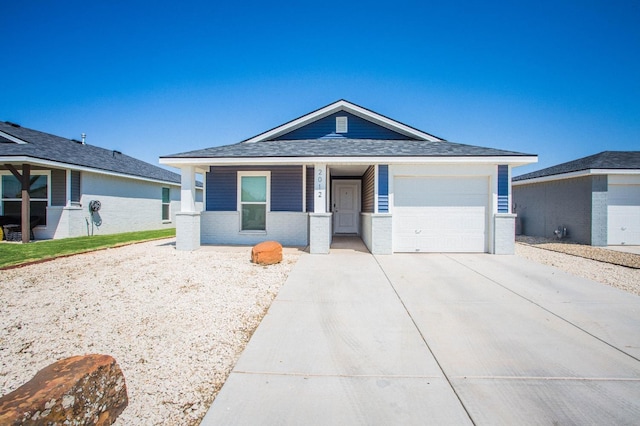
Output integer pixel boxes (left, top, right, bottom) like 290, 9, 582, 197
2, 237, 638, 425
0, 239, 301, 425
516, 242, 640, 296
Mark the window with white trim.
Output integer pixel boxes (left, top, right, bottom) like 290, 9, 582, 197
162, 187, 170, 221
1, 172, 49, 225
238, 171, 270, 231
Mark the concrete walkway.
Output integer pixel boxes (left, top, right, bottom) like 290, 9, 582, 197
201, 242, 640, 425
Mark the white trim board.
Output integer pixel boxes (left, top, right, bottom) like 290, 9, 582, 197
0, 130, 28, 144
161, 156, 538, 168
241, 100, 443, 143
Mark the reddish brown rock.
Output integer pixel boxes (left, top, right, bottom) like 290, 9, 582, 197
251, 241, 283, 265
0, 354, 128, 425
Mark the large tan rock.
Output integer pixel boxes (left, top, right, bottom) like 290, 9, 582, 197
251, 241, 283, 265
0, 354, 128, 425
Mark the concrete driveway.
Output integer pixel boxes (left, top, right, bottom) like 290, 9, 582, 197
201, 242, 640, 425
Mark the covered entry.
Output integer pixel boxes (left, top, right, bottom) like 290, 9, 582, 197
332, 179, 360, 234
392, 176, 489, 252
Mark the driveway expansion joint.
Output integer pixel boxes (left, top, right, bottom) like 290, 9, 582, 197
373, 254, 477, 426
446, 254, 640, 365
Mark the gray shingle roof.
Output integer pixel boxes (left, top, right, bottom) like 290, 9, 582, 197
0, 121, 180, 184
163, 138, 533, 159
513, 151, 640, 181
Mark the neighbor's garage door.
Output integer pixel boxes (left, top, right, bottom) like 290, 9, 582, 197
608, 184, 640, 245
393, 176, 489, 252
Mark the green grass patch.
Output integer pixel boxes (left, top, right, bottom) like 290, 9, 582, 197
0, 228, 175, 269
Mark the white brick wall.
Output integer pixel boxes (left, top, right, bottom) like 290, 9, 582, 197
361, 213, 373, 250
201, 211, 308, 246
493, 214, 516, 254
176, 212, 201, 251
309, 213, 332, 254
78, 172, 181, 236
361, 213, 392, 254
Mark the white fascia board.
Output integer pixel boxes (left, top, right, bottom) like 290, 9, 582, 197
0, 130, 28, 144
0, 156, 181, 187
513, 168, 640, 186
242, 100, 442, 143
338, 102, 442, 142
160, 155, 538, 168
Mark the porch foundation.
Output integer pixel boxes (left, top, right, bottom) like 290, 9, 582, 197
493, 213, 517, 255
176, 212, 201, 251
309, 213, 332, 254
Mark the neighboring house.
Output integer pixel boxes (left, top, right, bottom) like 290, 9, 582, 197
160, 100, 537, 254
0, 121, 202, 241
513, 151, 640, 246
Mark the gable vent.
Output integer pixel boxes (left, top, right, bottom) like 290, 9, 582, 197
336, 116, 348, 133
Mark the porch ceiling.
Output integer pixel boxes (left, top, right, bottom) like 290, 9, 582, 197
327, 164, 369, 177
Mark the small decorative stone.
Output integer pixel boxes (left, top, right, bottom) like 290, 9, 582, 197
0, 354, 128, 425
251, 241, 283, 265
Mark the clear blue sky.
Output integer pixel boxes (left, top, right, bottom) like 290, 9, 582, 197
2, 1, 638, 176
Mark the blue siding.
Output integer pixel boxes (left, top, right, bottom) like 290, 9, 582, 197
377, 165, 389, 213
497, 165, 509, 213
206, 166, 303, 212
271, 166, 303, 211
206, 167, 237, 211
306, 167, 314, 212
274, 112, 413, 140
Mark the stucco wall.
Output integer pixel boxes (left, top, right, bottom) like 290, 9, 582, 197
513, 176, 596, 244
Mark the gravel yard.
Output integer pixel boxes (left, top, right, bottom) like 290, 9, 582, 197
0, 239, 301, 425
516, 236, 640, 296
1, 236, 639, 425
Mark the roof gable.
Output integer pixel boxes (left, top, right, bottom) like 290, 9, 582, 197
273, 111, 415, 141
243, 99, 443, 143
514, 151, 640, 181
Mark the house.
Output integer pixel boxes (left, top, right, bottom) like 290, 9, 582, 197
513, 151, 640, 246
0, 121, 202, 242
160, 100, 537, 254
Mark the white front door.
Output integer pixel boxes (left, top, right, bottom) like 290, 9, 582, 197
333, 181, 359, 234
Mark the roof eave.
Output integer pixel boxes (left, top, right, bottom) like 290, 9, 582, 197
160, 155, 538, 168
513, 168, 640, 185
1, 155, 182, 186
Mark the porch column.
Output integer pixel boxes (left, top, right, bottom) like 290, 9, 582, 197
5, 164, 30, 243
176, 165, 200, 251
309, 163, 331, 254
181, 165, 196, 213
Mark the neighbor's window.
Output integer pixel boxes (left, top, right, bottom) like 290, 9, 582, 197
1, 172, 49, 225
238, 172, 269, 231
162, 187, 170, 221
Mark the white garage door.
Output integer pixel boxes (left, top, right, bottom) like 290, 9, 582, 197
608, 184, 640, 245
393, 176, 489, 252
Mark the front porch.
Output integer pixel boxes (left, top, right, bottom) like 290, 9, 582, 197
174, 162, 391, 254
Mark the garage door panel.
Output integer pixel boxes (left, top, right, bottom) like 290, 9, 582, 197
393, 176, 488, 253
608, 184, 640, 245
395, 177, 487, 207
